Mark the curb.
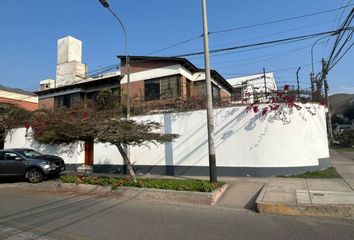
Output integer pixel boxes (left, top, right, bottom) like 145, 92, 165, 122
20, 182, 229, 206
256, 184, 354, 220
257, 202, 354, 220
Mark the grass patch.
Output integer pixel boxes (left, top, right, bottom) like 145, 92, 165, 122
331, 146, 354, 153
278, 167, 341, 178
60, 175, 224, 192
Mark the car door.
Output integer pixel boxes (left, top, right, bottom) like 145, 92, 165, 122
3, 152, 27, 176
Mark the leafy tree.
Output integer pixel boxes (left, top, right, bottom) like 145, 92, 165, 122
343, 105, 354, 122
28, 107, 178, 180
0, 103, 30, 148
95, 89, 121, 111
331, 114, 346, 127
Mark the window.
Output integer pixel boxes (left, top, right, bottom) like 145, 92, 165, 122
86, 91, 99, 101
232, 87, 243, 101
194, 81, 206, 97
0, 129, 4, 150
186, 80, 191, 98
4, 152, 20, 161
55, 93, 82, 108
145, 76, 180, 101
194, 80, 220, 100
18, 149, 43, 158
0, 152, 4, 160
145, 79, 160, 100
212, 85, 220, 99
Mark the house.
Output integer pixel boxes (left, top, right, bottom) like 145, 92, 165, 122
4, 35, 330, 177
0, 85, 38, 111
34, 36, 233, 170
35, 36, 233, 110
227, 72, 277, 102
118, 55, 233, 107
36, 36, 121, 109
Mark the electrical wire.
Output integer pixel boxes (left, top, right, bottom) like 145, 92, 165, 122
209, 4, 354, 35
174, 28, 353, 58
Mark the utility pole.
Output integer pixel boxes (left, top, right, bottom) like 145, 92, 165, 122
263, 68, 267, 95
296, 67, 301, 100
321, 58, 334, 143
310, 73, 315, 101
202, 0, 217, 183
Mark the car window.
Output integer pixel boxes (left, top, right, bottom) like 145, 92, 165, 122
0, 152, 4, 161
20, 149, 43, 158
4, 152, 21, 161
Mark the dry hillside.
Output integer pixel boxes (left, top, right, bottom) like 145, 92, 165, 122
329, 93, 354, 116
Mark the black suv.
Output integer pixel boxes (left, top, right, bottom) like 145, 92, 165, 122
0, 148, 65, 183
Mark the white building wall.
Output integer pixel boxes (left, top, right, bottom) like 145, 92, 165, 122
5, 104, 329, 170
5, 128, 85, 164
227, 72, 277, 93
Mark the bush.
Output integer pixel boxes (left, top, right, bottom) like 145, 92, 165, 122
336, 129, 354, 147
60, 175, 224, 192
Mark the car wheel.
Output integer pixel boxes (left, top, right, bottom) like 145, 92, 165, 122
26, 169, 43, 183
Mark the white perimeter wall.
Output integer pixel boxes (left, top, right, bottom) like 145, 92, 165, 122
5, 103, 329, 168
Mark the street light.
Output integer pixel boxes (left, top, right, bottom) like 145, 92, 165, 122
98, 0, 131, 120
311, 35, 329, 79
310, 36, 334, 144
310, 35, 329, 100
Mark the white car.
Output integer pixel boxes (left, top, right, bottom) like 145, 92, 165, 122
333, 125, 353, 136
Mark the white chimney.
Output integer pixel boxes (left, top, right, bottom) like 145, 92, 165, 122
55, 36, 87, 87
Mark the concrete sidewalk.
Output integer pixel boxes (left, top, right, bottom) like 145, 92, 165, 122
255, 149, 354, 219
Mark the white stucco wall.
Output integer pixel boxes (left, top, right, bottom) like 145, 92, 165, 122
4, 128, 85, 164
5, 103, 329, 168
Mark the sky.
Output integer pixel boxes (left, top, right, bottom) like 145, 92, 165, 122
0, 0, 353, 95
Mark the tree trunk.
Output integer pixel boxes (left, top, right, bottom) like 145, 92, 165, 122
116, 143, 136, 181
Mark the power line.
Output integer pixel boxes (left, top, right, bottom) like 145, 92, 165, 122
223, 62, 319, 77
209, 4, 354, 35
212, 43, 319, 68
175, 28, 353, 58
138, 5, 354, 56
328, 41, 354, 71
209, 20, 333, 50
145, 35, 203, 56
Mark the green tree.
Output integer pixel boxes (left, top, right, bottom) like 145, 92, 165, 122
343, 105, 354, 122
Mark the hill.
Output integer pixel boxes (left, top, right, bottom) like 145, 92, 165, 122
329, 93, 354, 116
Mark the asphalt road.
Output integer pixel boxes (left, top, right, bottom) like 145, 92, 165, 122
0, 187, 353, 240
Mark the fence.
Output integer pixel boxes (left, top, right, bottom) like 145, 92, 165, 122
129, 87, 321, 116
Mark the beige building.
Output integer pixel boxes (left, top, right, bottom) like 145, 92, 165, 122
0, 85, 38, 111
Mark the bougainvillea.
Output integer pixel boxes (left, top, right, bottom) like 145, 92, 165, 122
242, 85, 317, 124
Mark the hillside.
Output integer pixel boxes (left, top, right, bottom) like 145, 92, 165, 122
329, 93, 354, 116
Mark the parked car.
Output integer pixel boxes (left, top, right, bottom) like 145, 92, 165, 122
333, 125, 353, 136
0, 148, 65, 183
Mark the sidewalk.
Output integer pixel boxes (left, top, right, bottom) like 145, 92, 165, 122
255, 149, 354, 219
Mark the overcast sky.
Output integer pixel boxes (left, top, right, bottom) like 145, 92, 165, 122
0, 0, 353, 95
